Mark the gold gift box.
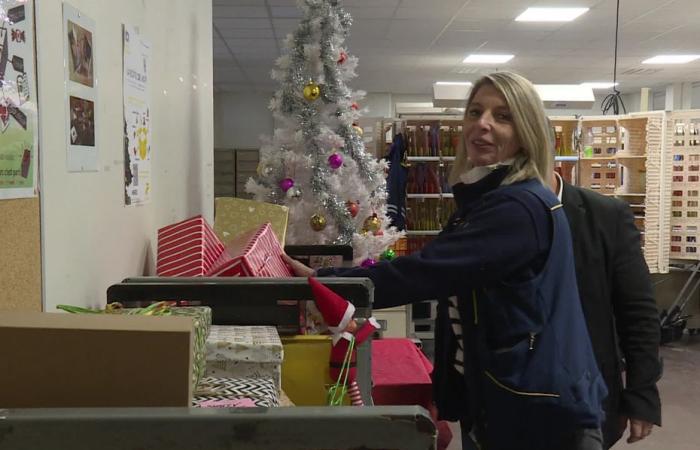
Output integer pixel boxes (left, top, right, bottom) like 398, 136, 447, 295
214, 197, 289, 246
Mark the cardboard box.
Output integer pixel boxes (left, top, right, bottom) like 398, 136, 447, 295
208, 223, 293, 277
205, 325, 283, 391
214, 197, 289, 246
156, 215, 224, 277
0, 312, 193, 408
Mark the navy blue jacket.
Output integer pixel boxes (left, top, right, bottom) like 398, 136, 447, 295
319, 169, 607, 449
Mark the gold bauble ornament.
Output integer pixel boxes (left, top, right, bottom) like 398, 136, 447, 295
256, 161, 273, 177
310, 213, 327, 231
363, 214, 381, 233
303, 80, 321, 101
353, 125, 364, 136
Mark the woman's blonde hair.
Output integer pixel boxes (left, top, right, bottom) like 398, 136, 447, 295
448, 71, 553, 186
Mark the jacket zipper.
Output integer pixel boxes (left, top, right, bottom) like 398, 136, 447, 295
484, 370, 560, 398
492, 332, 537, 354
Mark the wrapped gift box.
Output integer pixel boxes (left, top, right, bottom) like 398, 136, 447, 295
193, 376, 279, 407
169, 306, 212, 389
207, 223, 293, 277
214, 197, 289, 247
205, 325, 283, 391
156, 215, 224, 277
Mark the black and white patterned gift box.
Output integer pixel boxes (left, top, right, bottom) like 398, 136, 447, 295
192, 376, 279, 407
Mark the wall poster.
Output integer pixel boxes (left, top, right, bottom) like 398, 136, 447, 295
0, 0, 38, 199
122, 24, 151, 206
63, 3, 98, 172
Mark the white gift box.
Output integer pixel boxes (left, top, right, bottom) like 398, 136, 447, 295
205, 325, 283, 392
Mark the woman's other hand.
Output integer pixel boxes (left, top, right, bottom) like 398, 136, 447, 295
282, 254, 315, 277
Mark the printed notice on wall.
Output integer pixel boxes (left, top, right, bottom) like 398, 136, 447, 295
63, 3, 98, 172
122, 24, 151, 206
0, 0, 39, 199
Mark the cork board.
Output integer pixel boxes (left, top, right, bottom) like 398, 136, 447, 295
0, 197, 42, 311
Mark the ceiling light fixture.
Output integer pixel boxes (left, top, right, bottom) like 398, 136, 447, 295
642, 55, 700, 64
515, 7, 589, 22
581, 82, 619, 89
601, 0, 625, 115
462, 54, 514, 64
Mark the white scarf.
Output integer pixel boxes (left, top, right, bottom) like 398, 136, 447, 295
458, 158, 515, 185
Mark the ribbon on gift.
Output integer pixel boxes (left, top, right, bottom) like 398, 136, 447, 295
326, 335, 355, 406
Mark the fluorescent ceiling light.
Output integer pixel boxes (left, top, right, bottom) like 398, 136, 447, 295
642, 55, 700, 64
463, 54, 514, 64
580, 82, 618, 89
435, 81, 473, 86
515, 7, 589, 22
535, 84, 595, 109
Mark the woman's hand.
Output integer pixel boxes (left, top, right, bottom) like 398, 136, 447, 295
282, 254, 315, 277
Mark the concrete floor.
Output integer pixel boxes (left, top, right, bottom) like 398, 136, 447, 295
445, 335, 700, 450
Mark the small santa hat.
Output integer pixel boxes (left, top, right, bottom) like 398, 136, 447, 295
308, 277, 355, 334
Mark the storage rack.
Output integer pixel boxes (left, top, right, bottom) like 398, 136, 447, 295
0, 405, 436, 450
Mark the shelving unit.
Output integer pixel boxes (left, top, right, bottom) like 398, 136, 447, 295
551, 117, 580, 185
667, 111, 700, 262
570, 113, 666, 273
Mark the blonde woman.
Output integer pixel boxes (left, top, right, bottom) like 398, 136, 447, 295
285, 72, 607, 450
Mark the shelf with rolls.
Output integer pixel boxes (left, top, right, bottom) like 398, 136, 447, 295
398, 119, 462, 256
667, 111, 700, 262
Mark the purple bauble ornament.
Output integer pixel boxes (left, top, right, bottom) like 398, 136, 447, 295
360, 258, 377, 268
328, 153, 343, 169
279, 177, 295, 192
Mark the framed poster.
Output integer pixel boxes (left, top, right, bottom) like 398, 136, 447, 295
0, 0, 39, 199
123, 24, 151, 206
63, 3, 98, 172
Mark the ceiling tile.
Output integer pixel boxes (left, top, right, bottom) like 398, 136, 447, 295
270, 6, 303, 18
345, 6, 396, 19
343, 0, 400, 6
224, 38, 278, 51
214, 18, 271, 29
217, 28, 276, 39
213, 0, 700, 94
213, 6, 268, 18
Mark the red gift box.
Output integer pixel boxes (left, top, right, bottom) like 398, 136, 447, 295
156, 215, 225, 277
207, 223, 293, 277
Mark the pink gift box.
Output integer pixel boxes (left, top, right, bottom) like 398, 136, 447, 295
207, 223, 293, 277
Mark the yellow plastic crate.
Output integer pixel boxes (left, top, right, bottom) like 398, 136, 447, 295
281, 335, 335, 406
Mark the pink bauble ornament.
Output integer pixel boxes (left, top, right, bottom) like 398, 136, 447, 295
328, 153, 343, 170
337, 51, 348, 64
279, 178, 294, 192
361, 258, 377, 268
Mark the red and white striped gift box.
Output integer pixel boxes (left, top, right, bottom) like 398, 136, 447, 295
207, 223, 293, 277
156, 215, 225, 277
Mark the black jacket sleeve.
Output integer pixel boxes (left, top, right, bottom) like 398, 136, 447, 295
611, 201, 662, 425
318, 191, 551, 309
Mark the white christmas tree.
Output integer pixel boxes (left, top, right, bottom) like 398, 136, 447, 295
246, 0, 400, 265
